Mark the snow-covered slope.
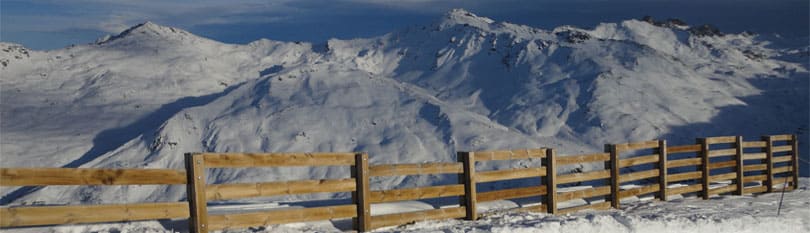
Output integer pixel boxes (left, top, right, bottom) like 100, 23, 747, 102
1, 10, 807, 205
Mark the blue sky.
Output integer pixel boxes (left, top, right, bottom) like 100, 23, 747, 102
1, 0, 807, 50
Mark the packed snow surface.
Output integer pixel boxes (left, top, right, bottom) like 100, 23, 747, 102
0, 8, 808, 231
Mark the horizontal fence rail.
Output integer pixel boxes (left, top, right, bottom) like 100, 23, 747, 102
0, 168, 188, 228
0, 134, 800, 232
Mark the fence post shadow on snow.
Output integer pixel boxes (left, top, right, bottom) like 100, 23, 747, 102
0, 134, 801, 232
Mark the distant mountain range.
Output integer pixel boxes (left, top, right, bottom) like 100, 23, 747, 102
1, 9, 807, 204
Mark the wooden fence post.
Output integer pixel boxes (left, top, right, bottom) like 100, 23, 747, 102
735, 136, 744, 195
763, 136, 774, 193
545, 148, 557, 214
185, 153, 209, 233
458, 152, 477, 221
352, 153, 371, 232
791, 134, 799, 190
606, 144, 620, 208
698, 138, 710, 200
658, 140, 668, 201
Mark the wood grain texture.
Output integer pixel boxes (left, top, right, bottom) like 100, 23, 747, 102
458, 152, 477, 221
618, 169, 660, 183
667, 144, 701, 154
667, 144, 700, 154
0, 202, 188, 228
769, 135, 793, 141
707, 160, 736, 170
764, 136, 774, 193
699, 138, 710, 200
668, 171, 702, 182
370, 185, 464, 203
709, 172, 737, 182
185, 153, 209, 233
743, 153, 767, 160
206, 179, 356, 201
476, 167, 546, 183
772, 166, 793, 174
201, 153, 356, 167
369, 207, 466, 230
477, 186, 547, 202
706, 136, 737, 144
708, 149, 737, 158
556, 153, 610, 165
618, 154, 659, 168
743, 174, 767, 183
772, 155, 793, 163
0, 168, 186, 186
743, 185, 768, 194
472, 149, 546, 161
744, 164, 768, 172
772, 145, 792, 153
545, 148, 557, 214
614, 140, 660, 151
667, 158, 702, 168
668, 184, 703, 196
352, 153, 371, 232
608, 144, 620, 208
208, 205, 357, 231
369, 163, 462, 177
658, 140, 668, 201
708, 185, 736, 196
742, 141, 767, 148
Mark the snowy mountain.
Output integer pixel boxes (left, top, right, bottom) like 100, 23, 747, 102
1, 9, 807, 205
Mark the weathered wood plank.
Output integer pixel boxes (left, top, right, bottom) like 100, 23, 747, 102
699, 138, 710, 200
353, 153, 371, 232
743, 174, 767, 183
771, 155, 793, 163
772, 166, 793, 174
201, 153, 356, 168
545, 149, 557, 214
556, 202, 611, 215
708, 149, 737, 158
668, 171, 702, 182
476, 167, 546, 183
206, 179, 356, 201
791, 134, 799, 190
743, 153, 766, 160
708, 185, 736, 196
0, 202, 189, 228
369, 163, 462, 177
764, 136, 774, 193
458, 152, 477, 221
707, 160, 736, 170
618, 169, 660, 183
615, 140, 660, 151
185, 153, 209, 233
709, 172, 736, 182
608, 144, 620, 208
743, 185, 767, 194
0, 168, 186, 186
668, 184, 703, 196
369, 207, 466, 230
667, 144, 701, 154
556, 170, 611, 184
667, 158, 702, 168
556, 153, 610, 165
556, 186, 612, 202
659, 140, 668, 201
743, 164, 767, 172
477, 186, 547, 202
735, 136, 744, 195
618, 184, 660, 199
208, 205, 357, 231
769, 135, 793, 141
472, 149, 546, 161
742, 141, 766, 148
772, 146, 792, 153
618, 154, 659, 168
370, 185, 465, 203
706, 136, 737, 144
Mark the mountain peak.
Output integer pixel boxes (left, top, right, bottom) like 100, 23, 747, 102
438, 8, 495, 29
96, 21, 200, 45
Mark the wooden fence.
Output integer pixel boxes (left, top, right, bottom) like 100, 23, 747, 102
0, 134, 800, 232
